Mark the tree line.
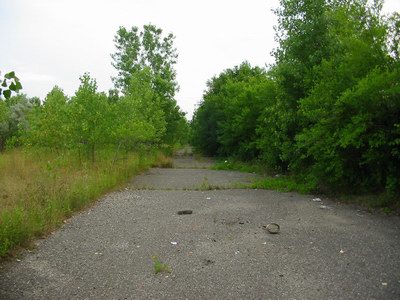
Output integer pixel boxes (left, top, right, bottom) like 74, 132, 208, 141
191, 0, 400, 199
0, 24, 189, 159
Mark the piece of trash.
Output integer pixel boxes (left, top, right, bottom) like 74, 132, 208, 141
263, 223, 280, 234
262, 242, 267, 245
340, 249, 345, 254
203, 259, 215, 266
235, 251, 240, 255
312, 198, 322, 202
206, 197, 211, 200
94, 252, 102, 255
16, 259, 21, 262
177, 210, 193, 215
136, 245, 141, 248
170, 242, 178, 245
238, 221, 245, 225
382, 282, 388, 286
319, 205, 330, 209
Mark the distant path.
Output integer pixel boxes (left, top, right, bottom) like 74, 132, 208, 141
1, 151, 400, 299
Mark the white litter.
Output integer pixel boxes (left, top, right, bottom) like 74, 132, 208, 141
312, 198, 322, 202
206, 197, 211, 200
382, 282, 388, 286
170, 242, 178, 245
340, 249, 345, 254
262, 242, 267, 245
319, 205, 330, 209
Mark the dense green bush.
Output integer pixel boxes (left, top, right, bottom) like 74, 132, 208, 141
192, 0, 400, 199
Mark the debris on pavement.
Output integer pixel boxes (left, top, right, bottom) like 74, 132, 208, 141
170, 241, 178, 245
312, 198, 322, 202
319, 205, 331, 209
203, 259, 215, 266
263, 223, 280, 234
177, 210, 193, 215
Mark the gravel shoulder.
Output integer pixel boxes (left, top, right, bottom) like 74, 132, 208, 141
1, 156, 399, 299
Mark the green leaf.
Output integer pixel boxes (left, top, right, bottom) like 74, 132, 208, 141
9, 82, 17, 91
15, 81, 22, 91
1, 80, 7, 87
4, 71, 15, 79
3, 90, 11, 99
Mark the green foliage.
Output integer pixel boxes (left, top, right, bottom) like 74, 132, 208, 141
113, 68, 166, 151
24, 86, 69, 149
212, 159, 265, 174
0, 71, 22, 100
192, 0, 400, 201
249, 177, 314, 194
68, 74, 111, 162
111, 24, 188, 145
192, 62, 276, 159
151, 255, 172, 274
0, 94, 35, 150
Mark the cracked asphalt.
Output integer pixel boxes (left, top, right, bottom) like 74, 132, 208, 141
0, 155, 399, 299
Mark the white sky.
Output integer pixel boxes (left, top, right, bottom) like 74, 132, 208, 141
1, 0, 399, 119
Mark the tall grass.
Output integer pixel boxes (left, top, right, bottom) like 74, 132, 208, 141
0, 148, 164, 257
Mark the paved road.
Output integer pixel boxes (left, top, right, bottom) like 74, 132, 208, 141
1, 155, 400, 299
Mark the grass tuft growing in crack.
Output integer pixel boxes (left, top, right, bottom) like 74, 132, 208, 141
152, 255, 172, 274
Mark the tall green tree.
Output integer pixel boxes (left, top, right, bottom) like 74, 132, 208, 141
111, 24, 178, 96
24, 86, 69, 150
69, 73, 110, 162
111, 24, 187, 145
112, 68, 166, 151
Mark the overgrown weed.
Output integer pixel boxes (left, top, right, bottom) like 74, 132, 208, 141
0, 148, 164, 258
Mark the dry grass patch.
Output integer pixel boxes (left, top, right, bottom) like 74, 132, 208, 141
0, 148, 164, 258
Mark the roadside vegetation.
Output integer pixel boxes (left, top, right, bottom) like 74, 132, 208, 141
192, 0, 400, 208
0, 25, 189, 257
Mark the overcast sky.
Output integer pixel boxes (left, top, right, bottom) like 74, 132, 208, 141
1, 0, 399, 119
